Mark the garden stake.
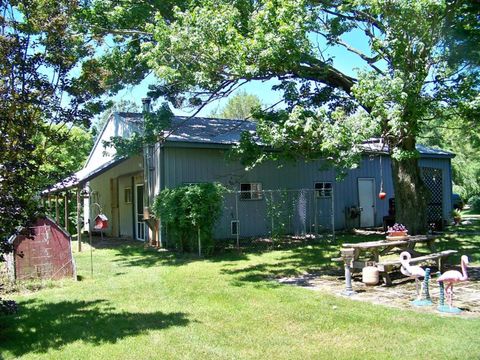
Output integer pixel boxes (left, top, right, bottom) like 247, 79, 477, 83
437, 278, 461, 313
412, 268, 432, 306
198, 226, 201, 257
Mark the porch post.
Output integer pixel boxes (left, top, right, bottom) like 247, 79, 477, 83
64, 191, 69, 231
55, 195, 60, 224
77, 186, 82, 252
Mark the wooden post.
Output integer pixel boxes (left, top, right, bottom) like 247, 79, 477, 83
64, 191, 69, 231
55, 195, 60, 224
77, 187, 82, 252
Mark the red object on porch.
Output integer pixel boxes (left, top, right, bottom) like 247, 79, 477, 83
94, 214, 109, 230
8, 217, 75, 280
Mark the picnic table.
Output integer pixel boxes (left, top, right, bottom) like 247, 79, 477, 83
334, 235, 457, 291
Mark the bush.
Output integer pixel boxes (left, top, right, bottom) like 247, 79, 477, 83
0, 298, 17, 315
468, 195, 480, 212
153, 183, 225, 254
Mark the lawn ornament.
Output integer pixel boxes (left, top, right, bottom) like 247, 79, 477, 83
399, 252, 432, 306
437, 255, 469, 313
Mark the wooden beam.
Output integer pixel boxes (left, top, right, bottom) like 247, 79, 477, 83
55, 195, 60, 223
77, 187, 82, 252
64, 191, 69, 231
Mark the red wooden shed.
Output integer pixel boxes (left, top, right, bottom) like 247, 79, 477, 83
6, 217, 76, 281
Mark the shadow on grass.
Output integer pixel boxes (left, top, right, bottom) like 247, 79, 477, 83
221, 243, 344, 287
0, 299, 190, 357
435, 233, 480, 264
113, 243, 249, 269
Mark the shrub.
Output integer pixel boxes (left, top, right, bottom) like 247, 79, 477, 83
468, 195, 480, 212
153, 183, 225, 254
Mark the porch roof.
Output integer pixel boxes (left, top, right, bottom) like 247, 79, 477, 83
42, 157, 126, 194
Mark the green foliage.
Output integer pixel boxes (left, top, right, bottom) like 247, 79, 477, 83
469, 196, 480, 213
265, 190, 294, 239
1, 0, 101, 318
35, 125, 94, 189
77, 0, 480, 233
422, 113, 480, 200
210, 91, 262, 120
152, 183, 226, 254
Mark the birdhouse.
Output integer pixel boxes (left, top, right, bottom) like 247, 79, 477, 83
94, 214, 108, 230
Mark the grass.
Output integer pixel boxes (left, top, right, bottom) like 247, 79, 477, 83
461, 208, 480, 216
1, 228, 479, 359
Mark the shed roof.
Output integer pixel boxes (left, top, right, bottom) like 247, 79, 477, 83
8, 216, 71, 244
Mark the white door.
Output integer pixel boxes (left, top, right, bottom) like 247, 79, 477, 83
135, 184, 145, 241
358, 178, 375, 227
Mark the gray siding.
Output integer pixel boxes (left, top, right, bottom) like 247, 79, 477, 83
162, 146, 453, 239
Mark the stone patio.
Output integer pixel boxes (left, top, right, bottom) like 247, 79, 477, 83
278, 265, 480, 318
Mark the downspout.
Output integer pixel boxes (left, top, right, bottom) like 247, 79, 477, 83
141, 97, 156, 242
158, 139, 166, 248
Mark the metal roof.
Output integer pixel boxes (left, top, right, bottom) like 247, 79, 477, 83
361, 139, 454, 158
42, 157, 126, 194
117, 113, 257, 145
42, 113, 454, 194
117, 113, 454, 158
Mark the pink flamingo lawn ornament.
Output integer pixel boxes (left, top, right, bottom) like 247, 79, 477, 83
437, 255, 469, 313
399, 252, 426, 301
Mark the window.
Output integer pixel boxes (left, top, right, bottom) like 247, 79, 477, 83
240, 183, 263, 200
315, 182, 332, 198
124, 187, 132, 203
231, 220, 239, 236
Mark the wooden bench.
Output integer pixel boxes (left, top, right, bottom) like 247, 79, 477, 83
376, 250, 457, 285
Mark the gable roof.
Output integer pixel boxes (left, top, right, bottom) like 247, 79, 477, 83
42, 112, 454, 194
116, 112, 257, 146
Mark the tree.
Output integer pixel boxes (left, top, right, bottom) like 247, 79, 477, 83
0, 0, 100, 313
422, 113, 480, 201
209, 91, 262, 120
78, 0, 479, 233
35, 125, 94, 189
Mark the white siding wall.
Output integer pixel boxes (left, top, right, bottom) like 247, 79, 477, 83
83, 114, 141, 172
85, 156, 143, 237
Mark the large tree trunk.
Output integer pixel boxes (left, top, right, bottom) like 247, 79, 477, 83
391, 140, 430, 235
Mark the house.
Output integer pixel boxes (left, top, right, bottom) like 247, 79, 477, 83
5, 216, 76, 281
44, 98, 454, 246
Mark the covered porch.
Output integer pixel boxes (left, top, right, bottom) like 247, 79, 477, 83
42, 155, 159, 251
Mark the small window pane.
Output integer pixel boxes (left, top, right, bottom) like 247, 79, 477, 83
124, 188, 132, 203
240, 183, 263, 200
231, 220, 239, 235
315, 182, 332, 198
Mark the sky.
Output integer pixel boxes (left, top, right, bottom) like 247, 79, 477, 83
111, 29, 376, 117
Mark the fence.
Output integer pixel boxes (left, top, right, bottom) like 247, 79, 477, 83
217, 188, 335, 250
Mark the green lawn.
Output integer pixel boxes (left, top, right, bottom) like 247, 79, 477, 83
1, 229, 479, 359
